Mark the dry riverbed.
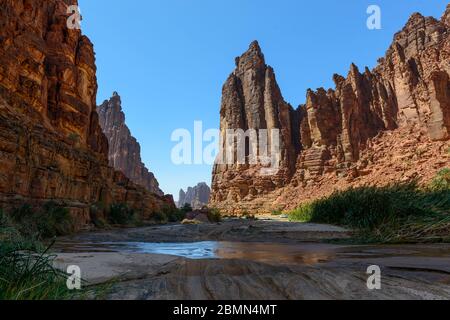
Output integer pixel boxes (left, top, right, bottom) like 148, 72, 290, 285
54, 219, 450, 300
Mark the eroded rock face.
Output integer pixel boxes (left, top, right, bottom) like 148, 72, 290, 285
178, 183, 211, 209
97, 93, 164, 197
211, 7, 450, 214
211, 41, 298, 206
0, 0, 174, 227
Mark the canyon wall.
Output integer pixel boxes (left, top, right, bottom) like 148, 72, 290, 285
178, 183, 211, 209
97, 93, 164, 197
0, 0, 174, 227
211, 7, 450, 214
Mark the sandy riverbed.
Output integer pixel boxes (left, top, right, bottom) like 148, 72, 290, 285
53, 219, 450, 300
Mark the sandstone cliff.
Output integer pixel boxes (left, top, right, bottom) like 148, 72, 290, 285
0, 0, 174, 227
178, 183, 211, 209
211, 7, 450, 214
97, 93, 164, 196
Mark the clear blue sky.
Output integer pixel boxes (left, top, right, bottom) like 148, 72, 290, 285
78, 0, 447, 199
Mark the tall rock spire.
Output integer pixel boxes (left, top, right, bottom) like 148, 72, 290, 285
0, 0, 174, 227
177, 183, 211, 209
212, 41, 298, 208
97, 93, 164, 196
211, 7, 450, 214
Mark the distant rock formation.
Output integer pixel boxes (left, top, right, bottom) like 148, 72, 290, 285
97, 93, 164, 196
178, 183, 211, 209
211, 7, 450, 214
0, 0, 174, 228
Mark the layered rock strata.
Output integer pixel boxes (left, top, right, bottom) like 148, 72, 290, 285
97, 93, 164, 197
211, 7, 450, 214
0, 0, 174, 227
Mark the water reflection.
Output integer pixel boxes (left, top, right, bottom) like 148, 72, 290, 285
56, 241, 337, 265
130, 241, 219, 259
214, 242, 335, 264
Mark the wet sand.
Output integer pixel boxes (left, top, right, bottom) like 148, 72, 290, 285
54, 219, 450, 300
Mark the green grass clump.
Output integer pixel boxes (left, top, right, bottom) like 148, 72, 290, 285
108, 204, 140, 225
89, 202, 110, 228
9, 202, 75, 239
151, 205, 186, 223
1, 207, 112, 300
288, 177, 450, 243
180, 203, 193, 213
152, 211, 169, 223
0, 238, 112, 300
0, 240, 74, 300
430, 168, 450, 191
165, 206, 187, 222
207, 208, 222, 223
0, 205, 74, 300
288, 205, 313, 222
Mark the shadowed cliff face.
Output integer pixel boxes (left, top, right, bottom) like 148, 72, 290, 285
97, 93, 164, 197
0, 0, 174, 227
211, 7, 450, 214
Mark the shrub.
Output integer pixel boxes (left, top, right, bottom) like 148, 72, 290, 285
152, 211, 168, 223
180, 203, 193, 214
242, 211, 256, 220
150, 205, 187, 223
9, 202, 74, 239
0, 209, 8, 227
39, 202, 74, 237
162, 205, 186, 223
0, 210, 21, 242
288, 205, 313, 222
108, 204, 137, 225
207, 208, 222, 223
288, 182, 450, 243
289, 183, 431, 229
89, 202, 109, 228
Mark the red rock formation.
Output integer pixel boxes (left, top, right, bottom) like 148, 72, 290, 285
97, 93, 164, 196
0, 0, 174, 227
211, 7, 450, 214
212, 42, 298, 204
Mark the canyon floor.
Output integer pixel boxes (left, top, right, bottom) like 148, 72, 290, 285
54, 218, 450, 300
